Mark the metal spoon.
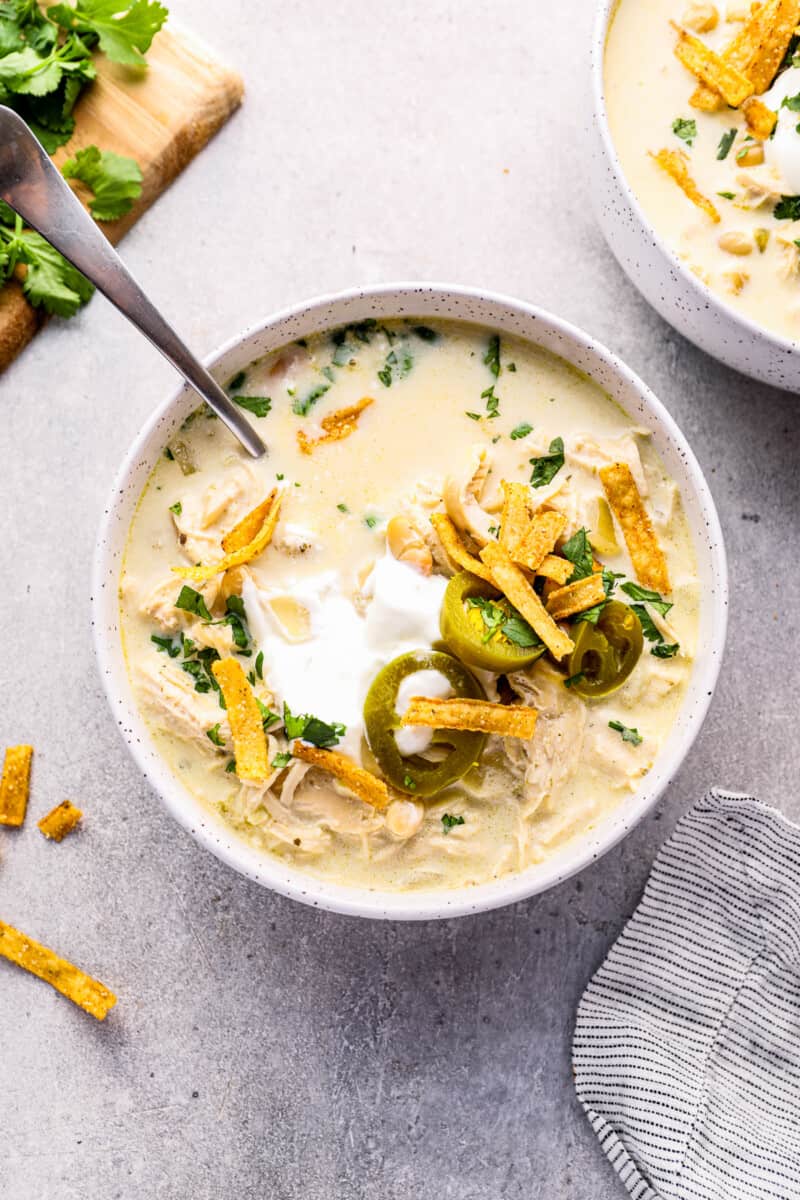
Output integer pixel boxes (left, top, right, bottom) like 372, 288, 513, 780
0, 106, 265, 458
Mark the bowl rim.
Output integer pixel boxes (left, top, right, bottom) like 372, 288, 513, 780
92, 280, 728, 920
591, 0, 800, 362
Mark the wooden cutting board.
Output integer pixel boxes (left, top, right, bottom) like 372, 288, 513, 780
0, 24, 244, 372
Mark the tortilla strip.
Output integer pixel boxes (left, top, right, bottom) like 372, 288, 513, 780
512, 511, 567, 572
499, 482, 532, 554
297, 396, 373, 455
742, 95, 778, 139
673, 25, 755, 107
430, 512, 495, 583
479, 542, 573, 660
0, 745, 32, 828
38, 800, 83, 842
690, 0, 796, 109
546, 573, 606, 621
175, 489, 282, 582
0, 919, 116, 1020
600, 462, 671, 594
211, 658, 269, 782
536, 554, 574, 584
291, 742, 389, 810
651, 149, 721, 222
401, 696, 538, 740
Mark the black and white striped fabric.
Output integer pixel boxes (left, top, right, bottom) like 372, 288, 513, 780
573, 790, 800, 1200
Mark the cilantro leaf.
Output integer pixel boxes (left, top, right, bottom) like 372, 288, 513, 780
529, 437, 564, 488
564, 672, 585, 688
782, 91, 800, 112
651, 642, 680, 659
292, 381, 329, 416
175, 585, 212, 622
48, 0, 168, 68
483, 334, 501, 378
672, 117, 697, 147
61, 144, 142, 220
5, 224, 94, 316
413, 325, 438, 342
282, 702, 345, 748
609, 719, 642, 747
206, 723, 225, 747
510, 422, 533, 440
717, 128, 737, 160
442, 813, 465, 833
151, 633, 179, 657
561, 527, 594, 582
377, 342, 413, 388
501, 614, 541, 648
169, 501, 182, 516
620, 581, 672, 616
231, 394, 271, 418
774, 195, 800, 221
271, 751, 292, 770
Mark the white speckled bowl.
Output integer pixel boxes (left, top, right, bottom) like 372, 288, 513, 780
92, 283, 727, 920
591, 0, 800, 391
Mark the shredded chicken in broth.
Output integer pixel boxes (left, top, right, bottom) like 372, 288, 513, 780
606, 0, 800, 342
120, 319, 699, 893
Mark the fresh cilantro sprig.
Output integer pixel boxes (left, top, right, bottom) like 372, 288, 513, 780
467, 595, 542, 649
61, 145, 142, 220
529, 437, 564, 488
48, 0, 168, 69
283, 702, 345, 749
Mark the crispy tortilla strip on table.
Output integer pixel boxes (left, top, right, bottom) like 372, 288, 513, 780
536, 554, 574, 584
430, 512, 495, 583
401, 696, 538, 740
175, 489, 282, 581
0, 919, 116, 1020
499, 482, 532, 554
297, 397, 373, 454
211, 658, 269, 782
0, 745, 32, 827
743, 96, 778, 139
690, 0, 796, 109
651, 149, 721, 223
291, 742, 389, 810
512, 511, 567, 572
38, 800, 83, 842
546, 573, 606, 621
599, 462, 671, 594
479, 542, 573, 660
673, 24, 755, 107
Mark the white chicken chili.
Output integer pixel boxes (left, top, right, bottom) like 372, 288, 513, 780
606, 0, 800, 343
119, 318, 699, 893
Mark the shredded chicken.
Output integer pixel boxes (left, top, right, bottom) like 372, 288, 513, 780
733, 168, 786, 210
443, 445, 496, 546
506, 661, 586, 815
138, 661, 228, 753
569, 431, 649, 497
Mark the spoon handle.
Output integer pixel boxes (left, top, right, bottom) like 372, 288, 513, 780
0, 106, 265, 459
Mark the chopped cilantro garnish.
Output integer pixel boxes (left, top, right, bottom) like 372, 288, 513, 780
337, 502, 350, 513
620, 582, 672, 616
413, 325, 439, 342
717, 128, 737, 160
228, 371, 246, 392
403, 774, 417, 790
364, 514, 379, 529
283, 703, 345, 748
564, 672, 585, 688
442, 813, 465, 833
377, 343, 414, 388
175, 585, 212, 622
272, 751, 292, 769
151, 633, 179, 657
561, 527, 594, 582
231, 394, 271, 418
609, 720, 642, 747
717, 191, 736, 200
782, 91, 800, 112
481, 384, 500, 419
483, 334, 501, 378
465, 411, 482, 421
672, 117, 697, 147
529, 437, 564, 488
206, 723, 225, 747
510, 422, 533, 440
292, 382, 330, 416
168, 501, 182, 516
774, 195, 800, 220
225, 758, 237, 773
652, 642, 680, 659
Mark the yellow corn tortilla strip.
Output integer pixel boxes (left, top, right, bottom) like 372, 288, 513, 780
536, 554, 574, 584
651, 149, 721, 222
297, 396, 373, 454
175, 489, 282, 581
512, 511, 567, 572
0, 919, 116, 1020
430, 512, 495, 583
291, 742, 389, 810
401, 696, 537, 740
0, 744, 32, 827
743, 95, 778, 138
546, 573, 606, 621
211, 658, 269, 782
480, 542, 573, 661
38, 800, 83, 842
690, 0, 796, 109
673, 24, 755, 107
499, 481, 532, 554
600, 462, 671, 595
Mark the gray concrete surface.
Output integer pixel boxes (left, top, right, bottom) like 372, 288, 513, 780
1, 2, 798, 1197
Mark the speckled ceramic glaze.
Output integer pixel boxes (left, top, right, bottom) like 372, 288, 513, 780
92, 283, 728, 920
592, 0, 800, 391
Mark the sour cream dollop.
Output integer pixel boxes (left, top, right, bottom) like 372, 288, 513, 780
242, 555, 448, 762
764, 66, 800, 193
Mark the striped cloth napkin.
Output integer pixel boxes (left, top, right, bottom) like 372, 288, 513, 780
573, 790, 800, 1200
